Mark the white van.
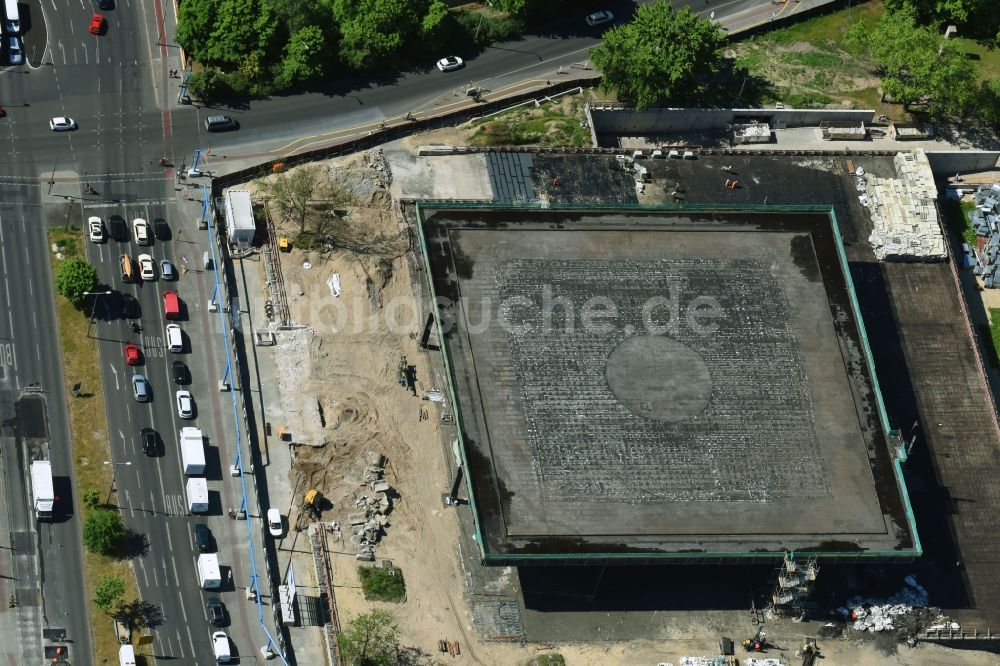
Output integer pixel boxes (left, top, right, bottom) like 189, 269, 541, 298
4, 0, 19, 34
118, 645, 137, 666
166, 323, 183, 352
212, 631, 231, 662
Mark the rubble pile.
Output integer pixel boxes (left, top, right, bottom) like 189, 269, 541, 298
837, 576, 957, 634
348, 450, 395, 561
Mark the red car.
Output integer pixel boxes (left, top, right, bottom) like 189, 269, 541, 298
89, 13, 105, 35
124, 343, 141, 366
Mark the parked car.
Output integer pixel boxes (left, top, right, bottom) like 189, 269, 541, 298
132, 218, 150, 245
123, 343, 141, 365
204, 115, 238, 132
193, 523, 214, 552
138, 254, 155, 281
172, 360, 188, 384
159, 258, 176, 281
585, 10, 614, 26
88, 217, 105, 243
49, 117, 77, 131
140, 427, 157, 456
131, 374, 149, 402
176, 390, 193, 418
266, 508, 283, 537
436, 56, 464, 72
7, 37, 22, 65
206, 597, 227, 627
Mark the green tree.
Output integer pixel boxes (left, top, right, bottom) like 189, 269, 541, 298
333, 0, 429, 70
589, 2, 726, 110
884, 0, 1000, 35
337, 609, 400, 666
420, 0, 449, 36
83, 508, 126, 556
257, 165, 328, 233
278, 26, 328, 86
187, 67, 231, 102
205, 0, 280, 65
175, 0, 217, 62
93, 576, 126, 614
82, 488, 101, 509
55, 258, 97, 309
847, 6, 978, 116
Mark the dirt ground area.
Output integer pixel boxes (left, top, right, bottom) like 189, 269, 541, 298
248, 152, 1000, 666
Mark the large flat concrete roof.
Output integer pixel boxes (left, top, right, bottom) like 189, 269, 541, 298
418, 205, 915, 562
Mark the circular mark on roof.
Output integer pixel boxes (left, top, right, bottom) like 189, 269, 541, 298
606, 335, 711, 423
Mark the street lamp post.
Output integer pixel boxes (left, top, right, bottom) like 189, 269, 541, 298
103, 461, 132, 504
83, 290, 113, 338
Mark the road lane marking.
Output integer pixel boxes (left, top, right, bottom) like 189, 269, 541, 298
110, 363, 119, 390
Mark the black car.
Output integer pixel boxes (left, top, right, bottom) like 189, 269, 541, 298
154, 218, 171, 241
206, 597, 227, 627
96, 0, 114, 8
172, 360, 189, 384
108, 216, 127, 241
193, 523, 213, 553
140, 427, 157, 456
120, 293, 138, 320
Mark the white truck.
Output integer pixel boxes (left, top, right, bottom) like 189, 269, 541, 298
30, 460, 54, 520
118, 644, 136, 666
211, 631, 231, 662
198, 553, 222, 589
180, 427, 206, 475
186, 477, 209, 513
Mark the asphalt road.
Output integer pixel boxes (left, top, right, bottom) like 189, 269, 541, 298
0, 196, 93, 663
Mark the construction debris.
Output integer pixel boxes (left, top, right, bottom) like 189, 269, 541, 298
838, 576, 942, 633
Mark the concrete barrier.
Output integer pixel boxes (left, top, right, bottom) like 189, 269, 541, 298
925, 151, 1000, 177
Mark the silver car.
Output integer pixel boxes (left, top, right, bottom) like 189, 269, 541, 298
131, 374, 149, 402
159, 259, 176, 281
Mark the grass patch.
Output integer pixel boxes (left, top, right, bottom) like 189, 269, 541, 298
940, 198, 978, 246
762, 2, 884, 47
358, 565, 406, 602
989, 309, 1000, 369
469, 99, 592, 148
777, 51, 846, 69
49, 227, 141, 664
954, 38, 1000, 84
526, 655, 567, 666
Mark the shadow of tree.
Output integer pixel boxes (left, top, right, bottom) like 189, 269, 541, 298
121, 529, 150, 559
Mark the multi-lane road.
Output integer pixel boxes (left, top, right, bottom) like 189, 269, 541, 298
0, 0, 790, 663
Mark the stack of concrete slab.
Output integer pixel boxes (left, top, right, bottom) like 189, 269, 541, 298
866, 150, 947, 261
970, 184, 1000, 287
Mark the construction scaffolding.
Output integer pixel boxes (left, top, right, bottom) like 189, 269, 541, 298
770, 555, 819, 618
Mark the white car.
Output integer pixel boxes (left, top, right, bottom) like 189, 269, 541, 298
585, 10, 614, 26
88, 216, 105, 243
166, 323, 183, 352
175, 390, 193, 419
211, 631, 231, 663
137, 254, 155, 281
49, 117, 78, 131
266, 508, 283, 537
132, 218, 150, 245
436, 56, 464, 72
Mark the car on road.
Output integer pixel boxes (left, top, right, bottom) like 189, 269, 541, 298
109, 215, 127, 241
266, 508, 283, 537
123, 343, 141, 366
88, 13, 105, 34
159, 259, 176, 281
166, 323, 183, 352
7, 37, 22, 65
212, 631, 231, 663
138, 254, 155, 281
172, 360, 189, 384
206, 597, 227, 627
193, 523, 214, 552
96, 0, 114, 8
131, 374, 149, 402
140, 427, 157, 456
176, 389, 193, 418
204, 115, 238, 132
585, 10, 614, 26
49, 117, 77, 131
437, 56, 464, 72
88, 217, 105, 243
163, 290, 180, 319
154, 218, 170, 240
132, 218, 150, 245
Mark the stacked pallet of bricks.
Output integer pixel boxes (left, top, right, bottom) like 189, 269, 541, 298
866, 150, 947, 261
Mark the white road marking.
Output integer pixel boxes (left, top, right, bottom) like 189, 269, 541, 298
110, 363, 119, 390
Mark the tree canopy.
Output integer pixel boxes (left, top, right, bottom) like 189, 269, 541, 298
589, 2, 726, 110
848, 6, 978, 116
883, 0, 1000, 37
55, 258, 98, 309
337, 609, 400, 666
93, 576, 127, 615
83, 507, 126, 556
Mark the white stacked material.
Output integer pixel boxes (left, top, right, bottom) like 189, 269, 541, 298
839, 576, 931, 632
679, 658, 725, 666
747, 659, 785, 666
866, 150, 947, 261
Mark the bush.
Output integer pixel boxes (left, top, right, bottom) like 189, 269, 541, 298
358, 565, 406, 602
453, 9, 524, 46
83, 507, 126, 556
82, 488, 102, 509
54, 258, 98, 309
187, 67, 231, 102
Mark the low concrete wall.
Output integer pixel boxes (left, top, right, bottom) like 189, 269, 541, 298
590, 106, 876, 137
925, 151, 1000, 177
